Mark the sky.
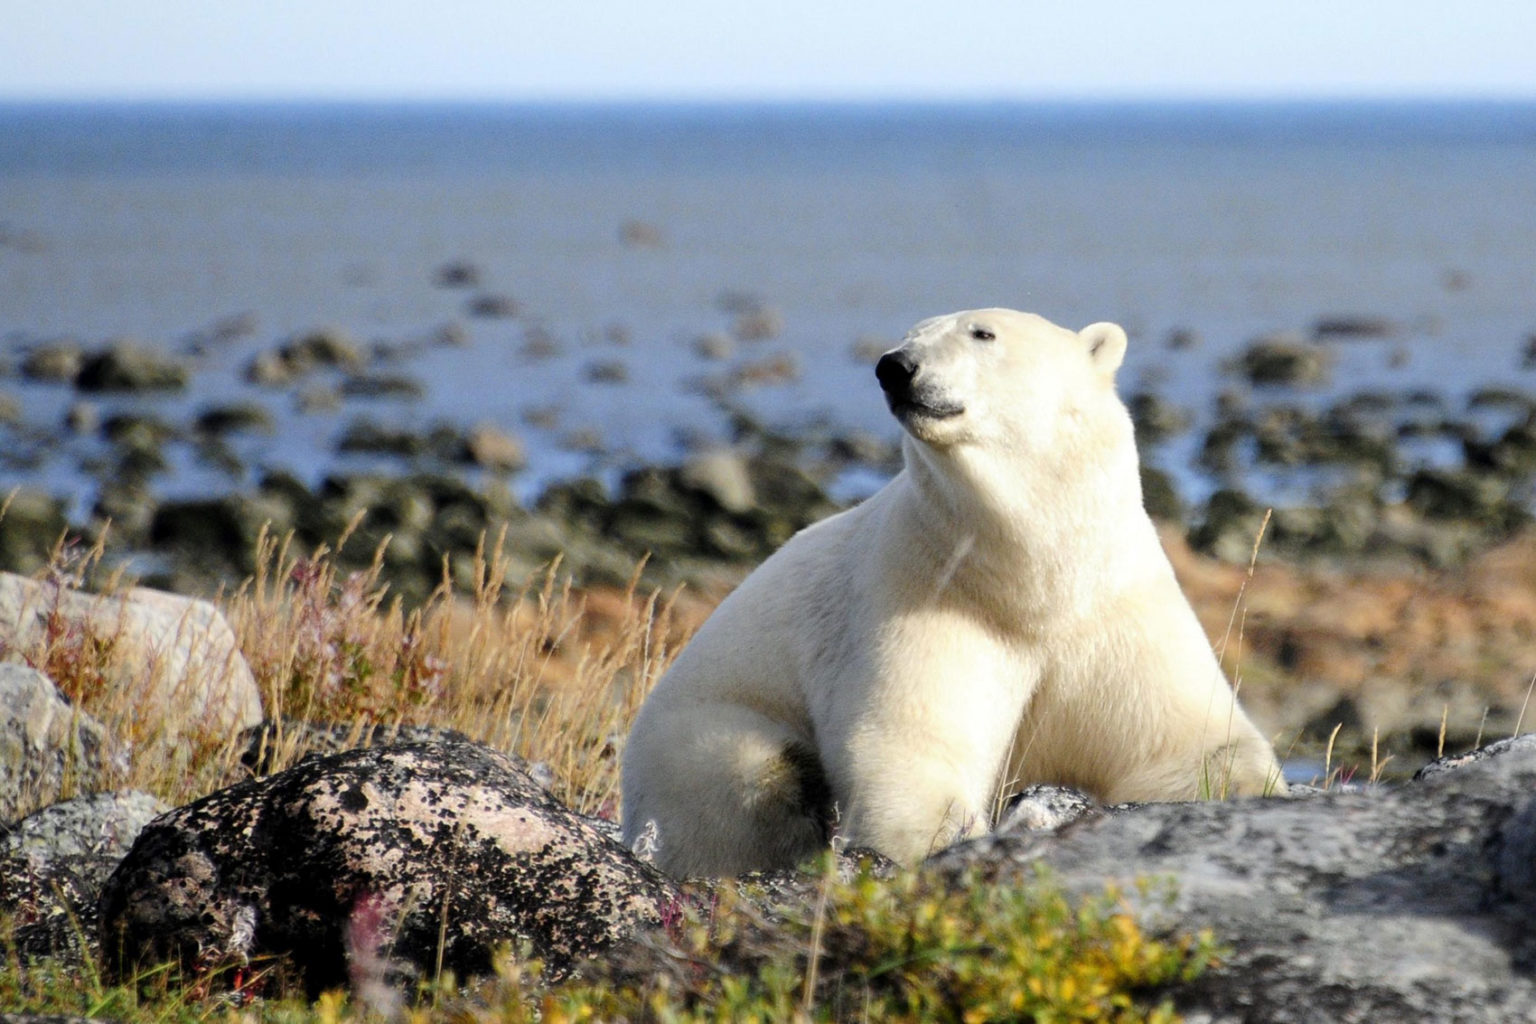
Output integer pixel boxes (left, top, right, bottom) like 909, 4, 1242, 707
3, 0, 1536, 103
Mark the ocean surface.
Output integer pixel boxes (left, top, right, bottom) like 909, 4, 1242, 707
3, 101, 1536, 514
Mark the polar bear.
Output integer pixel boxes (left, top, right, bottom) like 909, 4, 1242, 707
621, 308, 1285, 877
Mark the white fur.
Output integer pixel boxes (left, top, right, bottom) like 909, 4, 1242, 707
621, 309, 1285, 877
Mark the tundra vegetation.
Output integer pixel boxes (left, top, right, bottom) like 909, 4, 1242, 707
0, 520, 1220, 1023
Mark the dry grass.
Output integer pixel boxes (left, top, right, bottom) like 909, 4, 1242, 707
7, 518, 704, 819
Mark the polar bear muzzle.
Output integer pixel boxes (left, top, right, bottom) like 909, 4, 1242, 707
876, 349, 963, 422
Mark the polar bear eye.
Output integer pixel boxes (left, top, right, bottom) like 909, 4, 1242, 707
969, 326, 995, 342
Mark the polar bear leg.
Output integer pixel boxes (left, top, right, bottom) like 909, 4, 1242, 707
621, 699, 832, 877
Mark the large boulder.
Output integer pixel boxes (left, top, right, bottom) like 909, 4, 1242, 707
931, 735, 1536, 1023
0, 665, 113, 822
99, 742, 675, 992
0, 790, 168, 965
0, 574, 262, 749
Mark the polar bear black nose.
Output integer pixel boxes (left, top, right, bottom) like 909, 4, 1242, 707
876, 351, 918, 397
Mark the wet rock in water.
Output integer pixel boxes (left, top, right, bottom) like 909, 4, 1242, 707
732, 306, 783, 341
732, 351, 801, 387
461, 422, 526, 473
0, 574, 263, 750
1188, 487, 1268, 563
929, 737, 1536, 1022
1405, 467, 1525, 530
0, 489, 68, 576
1232, 333, 1332, 387
1138, 465, 1184, 523
75, 341, 189, 393
19, 341, 84, 383
0, 790, 169, 966
1313, 315, 1399, 339
63, 401, 99, 435
246, 327, 365, 385
0, 665, 114, 823
340, 372, 426, 400
1128, 390, 1193, 446
432, 321, 470, 347
1166, 326, 1201, 350
100, 411, 178, 448
466, 292, 520, 319
182, 311, 259, 353
692, 331, 735, 361
1465, 387, 1534, 414
680, 449, 757, 515
194, 401, 275, 437
149, 492, 293, 573
91, 480, 159, 544
585, 359, 630, 385
1464, 412, 1536, 477
432, 259, 481, 288
1197, 413, 1250, 475
0, 391, 20, 426
519, 326, 563, 361
619, 219, 665, 247
99, 742, 675, 991
336, 417, 427, 457
849, 335, 891, 363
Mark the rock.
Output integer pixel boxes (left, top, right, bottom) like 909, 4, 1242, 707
336, 418, 426, 456
995, 784, 1098, 835
246, 327, 365, 385
462, 422, 526, 473
63, 401, 99, 434
0, 665, 113, 823
929, 736, 1536, 1022
0, 791, 168, 965
1233, 334, 1332, 387
466, 293, 520, 319
339, 373, 426, 400
74, 341, 188, 393
1411, 733, 1536, 781
0, 489, 68, 576
0, 392, 19, 426
584, 359, 630, 385
194, 402, 275, 436
680, 450, 757, 515
237, 718, 490, 777
432, 260, 480, 288
1128, 391, 1192, 446
619, 220, 665, 248
733, 307, 783, 342
1405, 467, 1523, 529
1188, 488, 1268, 563
0, 574, 263, 750
692, 332, 735, 361
100, 742, 675, 991
19, 342, 84, 383
1313, 315, 1399, 339
148, 492, 293, 572
1138, 465, 1184, 523
1167, 327, 1201, 350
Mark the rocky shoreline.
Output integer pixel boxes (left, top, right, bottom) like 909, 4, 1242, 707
6, 328, 1536, 770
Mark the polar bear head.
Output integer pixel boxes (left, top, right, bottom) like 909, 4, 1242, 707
875, 309, 1129, 457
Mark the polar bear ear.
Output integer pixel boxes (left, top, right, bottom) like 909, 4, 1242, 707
1080, 322, 1128, 377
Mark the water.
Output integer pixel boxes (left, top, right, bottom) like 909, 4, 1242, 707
3, 101, 1536, 514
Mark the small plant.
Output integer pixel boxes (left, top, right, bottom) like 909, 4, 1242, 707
532, 860, 1220, 1023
